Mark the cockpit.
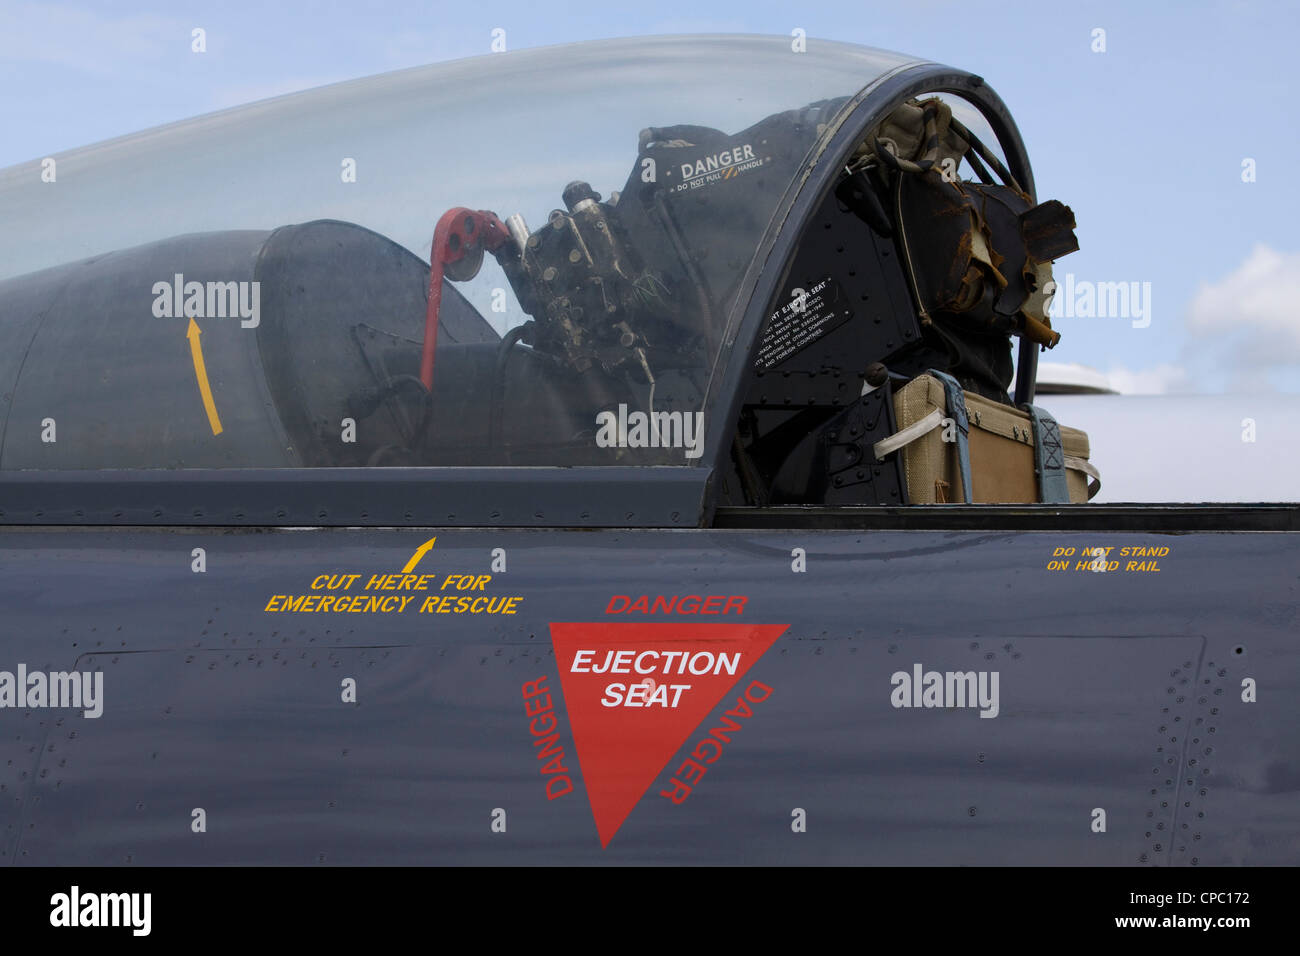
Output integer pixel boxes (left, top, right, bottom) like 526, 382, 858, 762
0, 35, 1095, 516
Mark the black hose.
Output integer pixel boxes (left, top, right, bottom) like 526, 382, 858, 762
385, 374, 435, 450
488, 323, 529, 455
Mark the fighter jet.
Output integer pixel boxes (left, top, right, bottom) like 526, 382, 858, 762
0, 35, 1293, 864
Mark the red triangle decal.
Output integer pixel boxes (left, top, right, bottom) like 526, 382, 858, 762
549, 621, 787, 848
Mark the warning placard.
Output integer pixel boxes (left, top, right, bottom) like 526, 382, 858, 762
549, 622, 787, 847
753, 276, 851, 369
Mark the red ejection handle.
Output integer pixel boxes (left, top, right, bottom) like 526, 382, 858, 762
421, 207, 512, 392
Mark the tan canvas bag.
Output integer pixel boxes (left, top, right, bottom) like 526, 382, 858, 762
878, 373, 1099, 503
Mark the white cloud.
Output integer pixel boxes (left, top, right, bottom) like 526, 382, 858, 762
1105, 363, 1190, 395
1187, 244, 1300, 367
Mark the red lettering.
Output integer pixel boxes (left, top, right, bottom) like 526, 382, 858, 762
669, 682, 773, 806
530, 714, 557, 737
710, 715, 743, 744
534, 733, 564, 761
659, 778, 692, 804
724, 698, 753, 720
599, 594, 749, 615
691, 738, 723, 763
521, 676, 573, 802
651, 594, 677, 614
678, 758, 707, 786
549, 622, 785, 838
541, 754, 569, 775
524, 693, 552, 716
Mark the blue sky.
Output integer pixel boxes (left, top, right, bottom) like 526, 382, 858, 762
2, 0, 1297, 393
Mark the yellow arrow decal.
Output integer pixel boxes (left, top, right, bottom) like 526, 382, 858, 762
401, 536, 438, 573
186, 317, 223, 436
